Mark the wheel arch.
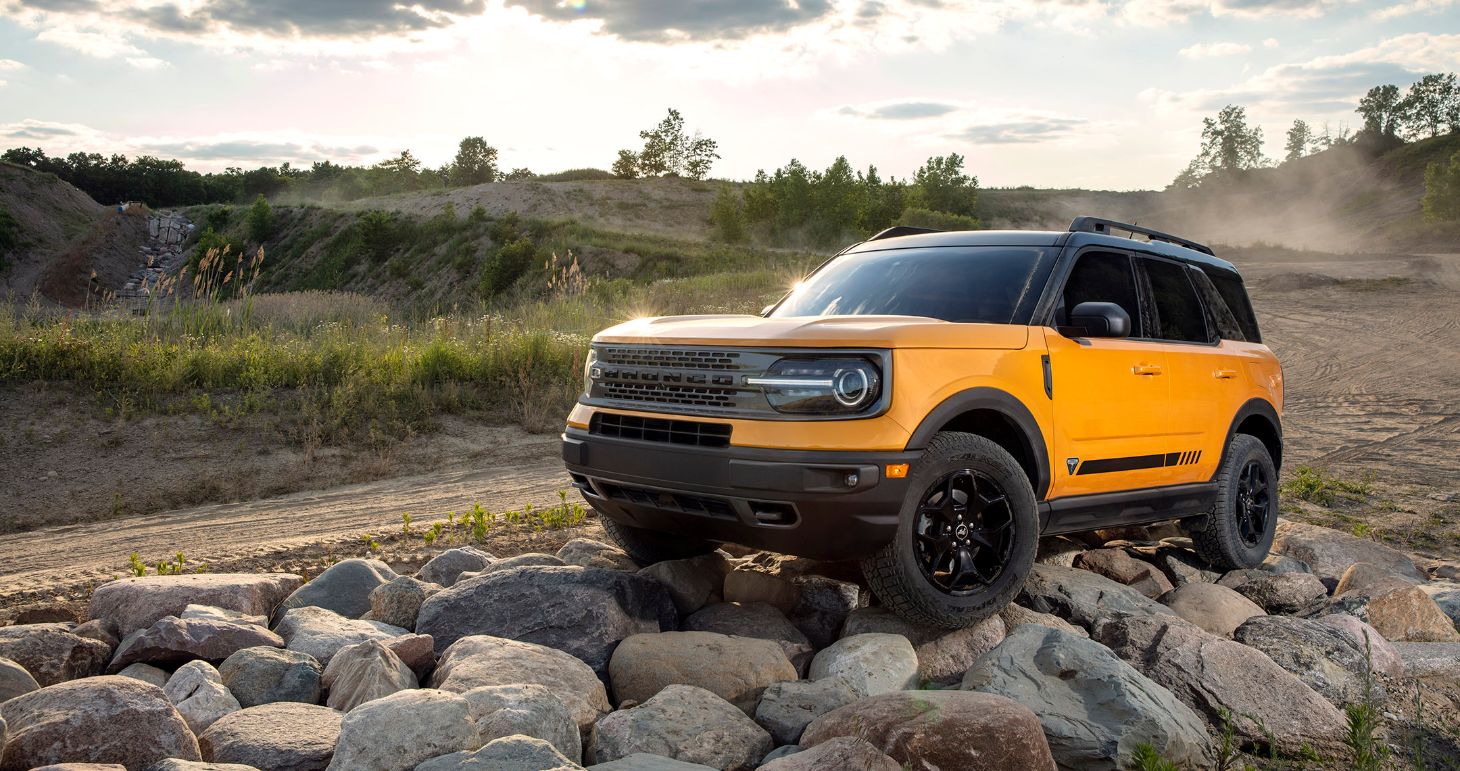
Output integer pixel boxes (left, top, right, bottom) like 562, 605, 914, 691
905, 387, 1051, 500
1221, 398, 1284, 474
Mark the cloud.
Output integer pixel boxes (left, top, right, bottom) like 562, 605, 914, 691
1179, 41, 1252, 58
9, 0, 488, 37
1375, 0, 1456, 17
0, 58, 25, 70
949, 115, 1089, 144
0, 119, 394, 168
0, 118, 102, 141
34, 25, 148, 58
838, 100, 961, 120
502, 0, 834, 42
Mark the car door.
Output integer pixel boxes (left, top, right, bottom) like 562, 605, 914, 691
1045, 249, 1173, 498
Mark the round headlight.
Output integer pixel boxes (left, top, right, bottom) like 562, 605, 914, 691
751, 357, 882, 415
833, 367, 871, 407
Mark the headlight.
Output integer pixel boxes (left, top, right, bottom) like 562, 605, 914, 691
749, 357, 882, 414
582, 348, 598, 397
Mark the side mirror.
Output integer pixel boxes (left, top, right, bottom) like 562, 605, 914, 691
1068, 301, 1131, 338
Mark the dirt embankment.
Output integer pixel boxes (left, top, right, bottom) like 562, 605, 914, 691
0, 162, 104, 300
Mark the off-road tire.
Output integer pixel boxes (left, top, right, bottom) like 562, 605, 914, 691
597, 512, 717, 565
1189, 433, 1278, 570
861, 432, 1039, 629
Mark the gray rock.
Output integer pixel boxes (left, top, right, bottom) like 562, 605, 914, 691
219, 647, 323, 707
1391, 642, 1460, 679
1074, 548, 1174, 598
166, 661, 241, 734
1036, 536, 1086, 567
1017, 564, 1174, 630
366, 577, 440, 630
109, 617, 284, 672
473, 553, 566, 578
841, 607, 1005, 685
462, 684, 581, 763
756, 736, 899, 771
274, 606, 408, 666
326, 689, 474, 771
787, 576, 861, 650
752, 678, 858, 745
71, 619, 120, 649
385, 634, 436, 679
1153, 547, 1221, 587
416, 566, 676, 677
1318, 614, 1406, 678
1159, 583, 1265, 637
0, 655, 41, 701
0, 624, 111, 685
588, 685, 771, 770
722, 571, 800, 615
962, 624, 1212, 769
609, 631, 796, 714
146, 760, 261, 771
199, 702, 342, 771
806, 633, 917, 698
1217, 570, 1329, 616
681, 603, 813, 674
557, 539, 639, 571
1260, 554, 1313, 575
999, 603, 1088, 638
416, 548, 496, 588
1273, 520, 1426, 590
181, 604, 269, 628
1418, 581, 1460, 630
322, 640, 416, 712
586, 754, 714, 770
430, 635, 610, 733
1233, 615, 1382, 706
757, 746, 801, 764
637, 553, 731, 616
0, 676, 200, 769
89, 574, 303, 638
281, 559, 398, 620
117, 662, 170, 687
1335, 561, 1423, 596
418, 735, 582, 770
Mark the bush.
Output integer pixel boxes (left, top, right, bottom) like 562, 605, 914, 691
709, 184, 747, 243
479, 237, 538, 297
535, 168, 615, 182
896, 207, 981, 231
357, 210, 403, 262
0, 205, 19, 252
1422, 149, 1460, 222
246, 195, 273, 244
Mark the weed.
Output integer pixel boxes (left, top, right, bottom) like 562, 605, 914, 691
128, 552, 146, 577
1216, 708, 1241, 771
1345, 634, 1391, 770
401, 512, 413, 539
1131, 743, 1179, 771
1281, 465, 1373, 506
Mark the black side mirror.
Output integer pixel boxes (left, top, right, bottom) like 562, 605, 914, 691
1068, 301, 1131, 338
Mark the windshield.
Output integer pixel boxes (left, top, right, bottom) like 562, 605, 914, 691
771, 246, 1057, 325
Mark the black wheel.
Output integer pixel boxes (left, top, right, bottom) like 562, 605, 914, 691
1189, 434, 1278, 570
862, 432, 1039, 629
596, 511, 716, 565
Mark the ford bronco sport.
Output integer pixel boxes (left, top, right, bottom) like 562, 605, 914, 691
562, 218, 1283, 628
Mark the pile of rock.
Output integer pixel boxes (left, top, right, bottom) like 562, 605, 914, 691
0, 523, 1455, 770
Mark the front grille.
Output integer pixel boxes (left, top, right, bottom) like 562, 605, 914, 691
601, 382, 736, 409
598, 347, 745, 371
597, 482, 737, 520
590, 413, 732, 448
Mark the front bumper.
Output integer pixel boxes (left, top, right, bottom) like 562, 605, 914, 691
562, 428, 919, 561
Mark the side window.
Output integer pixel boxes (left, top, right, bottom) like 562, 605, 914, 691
1189, 268, 1245, 341
1061, 251, 1141, 335
1202, 267, 1262, 343
1140, 258, 1210, 343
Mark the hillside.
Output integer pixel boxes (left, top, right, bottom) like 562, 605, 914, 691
0, 162, 104, 299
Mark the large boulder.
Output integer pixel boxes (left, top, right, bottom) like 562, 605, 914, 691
164, 661, 241, 734
274, 607, 408, 666
117, 662, 170, 687
1159, 583, 1265, 637
1318, 615, 1406, 678
961, 624, 1212, 769
89, 574, 302, 638
1419, 581, 1460, 629
723, 570, 801, 615
219, 647, 323, 707
0, 656, 40, 702
587, 754, 713, 770
786, 576, 862, 650
416, 548, 496, 587
365, 577, 440, 630
0, 676, 200, 770
1216, 570, 1329, 616
608, 632, 796, 714
637, 553, 731, 616
462, 684, 581, 763
1073, 549, 1174, 598
800, 690, 1056, 771
0, 624, 111, 686
557, 539, 639, 571
418, 735, 581, 771
429, 635, 610, 733
752, 678, 859, 746
181, 605, 269, 627
681, 603, 813, 674
321, 640, 416, 712
326, 689, 474, 771
1334, 561, 1421, 596
1391, 642, 1460, 679
841, 608, 1005, 686
1272, 521, 1426, 589
384, 634, 435, 679
199, 703, 342, 771
757, 736, 900, 771
1233, 615, 1381, 706
108, 617, 284, 672
472, 553, 566, 578
1330, 584, 1460, 643
999, 603, 1088, 638
416, 566, 677, 677
280, 560, 398, 620
807, 634, 917, 697
588, 685, 771, 771
146, 761, 261, 771
1093, 612, 1347, 755
1017, 564, 1173, 630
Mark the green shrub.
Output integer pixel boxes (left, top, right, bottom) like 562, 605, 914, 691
896, 207, 981, 231
1280, 465, 1373, 506
709, 183, 747, 243
534, 168, 615, 182
246, 195, 274, 244
0, 206, 19, 270
1422, 149, 1460, 222
357, 210, 404, 262
479, 237, 538, 297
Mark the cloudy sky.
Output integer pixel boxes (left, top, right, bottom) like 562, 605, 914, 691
0, 0, 1457, 189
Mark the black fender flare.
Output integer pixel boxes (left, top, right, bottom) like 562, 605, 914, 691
1215, 397, 1283, 475
904, 387, 1051, 500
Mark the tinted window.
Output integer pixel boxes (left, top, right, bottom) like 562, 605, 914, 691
771, 246, 1055, 325
1061, 251, 1141, 335
1142, 258, 1210, 343
1202, 267, 1261, 342
1190, 268, 1245, 341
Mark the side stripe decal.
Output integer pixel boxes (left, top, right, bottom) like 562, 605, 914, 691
1074, 449, 1205, 475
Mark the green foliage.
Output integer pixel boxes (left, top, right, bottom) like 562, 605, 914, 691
357, 210, 407, 262
204, 205, 233, 233
1173, 105, 1268, 189
908, 153, 979, 217
897, 207, 981, 231
1358, 85, 1405, 140
1281, 465, 1373, 506
479, 237, 538, 297
611, 149, 640, 179
0, 205, 19, 270
534, 168, 614, 182
246, 194, 274, 244
1397, 73, 1460, 140
1422, 149, 1460, 222
128, 552, 147, 577
709, 183, 747, 243
1285, 119, 1314, 162
1131, 743, 1179, 771
616, 109, 720, 180
189, 228, 245, 272
449, 136, 499, 187
1345, 634, 1391, 771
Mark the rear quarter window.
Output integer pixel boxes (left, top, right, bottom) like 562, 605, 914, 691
1202, 267, 1262, 343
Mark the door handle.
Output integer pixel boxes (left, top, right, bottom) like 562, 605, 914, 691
1213, 369, 1238, 380
1132, 364, 1163, 376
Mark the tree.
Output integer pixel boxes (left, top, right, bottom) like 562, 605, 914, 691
245, 194, 273, 244
615, 109, 720, 180
1284, 119, 1314, 162
908, 153, 978, 217
504, 167, 534, 181
1357, 85, 1404, 140
1171, 105, 1267, 189
709, 183, 747, 243
611, 149, 640, 179
1422, 149, 1460, 222
449, 136, 499, 186
1399, 73, 1460, 140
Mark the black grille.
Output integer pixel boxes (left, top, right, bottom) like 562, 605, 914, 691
598, 347, 745, 371
590, 413, 732, 448
601, 382, 736, 408
597, 482, 737, 520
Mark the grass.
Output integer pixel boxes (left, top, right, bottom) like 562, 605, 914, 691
1280, 465, 1374, 507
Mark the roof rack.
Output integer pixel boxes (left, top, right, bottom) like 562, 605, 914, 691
868, 225, 942, 241
1068, 217, 1213, 256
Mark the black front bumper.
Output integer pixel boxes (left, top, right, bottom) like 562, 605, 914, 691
562, 428, 919, 561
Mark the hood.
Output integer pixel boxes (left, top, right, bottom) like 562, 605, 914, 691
593, 314, 1030, 350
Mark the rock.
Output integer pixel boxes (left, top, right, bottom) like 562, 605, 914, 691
274, 607, 407, 665
280, 559, 397, 620
800, 690, 1056, 771
0, 676, 200, 769
71, 620, 119, 649
999, 603, 1089, 638
199, 703, 342, 771
416, 566, 676, 677
680, 603, 813, 674
430, 635, 610, 733
181, 604, 269, 628
1391, 642, 1460, 679
0, 624, 111, 686
637, 553, 731, 615
108, 617, 285, 672
757, 746, 800, 764
752, 678, 858, 746
723, 570, 800, 615
1418, 581, 1460, 630
1260, 554, 1313, 575
1233, 616, 1381, 706
587, 754, 715, 770
1336, 561, 1423, 595
385, 634, 435, 678
1216, 570, 1329, 616
29, 765, 126, 770
608, 632, 795, 714
1016, 564, 1173, 630
1036, 536, 1086, 567
146, 761, 261, 771
841, 607, 1005, 686
756, 736, 899, 770
12, 605, 78, 624
588, 685, 771, 770
416, 548, 496, 587
462, 684, 581, 763
321, 640, 416, 712
1073, 548, 1174, 598
88, 574, 302, 638
1093, 612, 1347, 755
166, 661, 241, 734
117, 662, 170, 687
786, 576, 862, 651
1152, 547, 1221, 587
0, 656, 41, 701
365, 577, 440, 630
558, 538, 639, 571
963, 624, 1212, 769
1272, 521, 1426, 589
1330, 585, 1460, 642
806, 634, 917, 697
1159, 583, 1265, 637
326, 689, 474, 771
1318, 615, 1406, 678
473, 553, 566, 577
418, 735, 582, 771
219, 647, 323, 707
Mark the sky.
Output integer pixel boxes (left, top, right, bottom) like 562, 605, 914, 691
0, 0, 1457, 190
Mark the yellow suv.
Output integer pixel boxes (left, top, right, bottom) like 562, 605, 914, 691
562, 218, 1283, 628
